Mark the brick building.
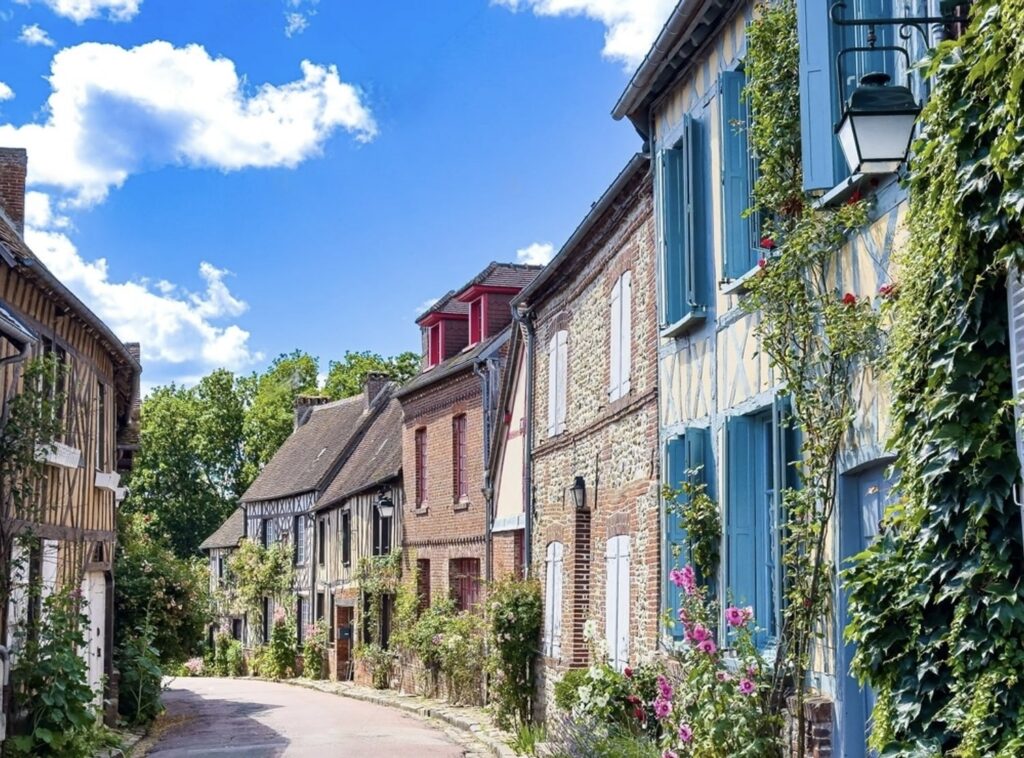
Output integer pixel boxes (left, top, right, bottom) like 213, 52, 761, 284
396, 262, 539, 618
508, 154, 658, 718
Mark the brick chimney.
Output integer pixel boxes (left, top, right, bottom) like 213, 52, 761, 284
364, 372, 389, 408
0, 148, 27, 237
294, 394, 331, 429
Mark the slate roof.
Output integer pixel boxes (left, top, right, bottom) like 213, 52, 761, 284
416, 262, 542, 324
317, 394, 404, 510
395, 325, 511, 399
199, 507, 245, 551
240, 394, 376, 502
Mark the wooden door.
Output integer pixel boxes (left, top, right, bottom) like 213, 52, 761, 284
335, 606, 353, 681
82, 571, 105, 704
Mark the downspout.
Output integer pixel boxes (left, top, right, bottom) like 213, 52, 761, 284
512, 303, 536, 577
474, 359, 494, 584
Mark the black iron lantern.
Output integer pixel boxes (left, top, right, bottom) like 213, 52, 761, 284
376, 487, 395, 519
570, 476, 587, 512
835, 72, 921, 175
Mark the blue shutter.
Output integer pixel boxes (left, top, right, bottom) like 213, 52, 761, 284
774, 395, 803, 492
664, 436, 687, 639
661, 145, 686, 325
720, 70, 753, 279
686, 115, 709, 309
726, 415, 757, 615
685, 426, 715, 594
797, 0, 843, 191
847, 0, 897, 87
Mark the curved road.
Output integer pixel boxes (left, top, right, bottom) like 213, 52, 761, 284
145, 677, 477, 757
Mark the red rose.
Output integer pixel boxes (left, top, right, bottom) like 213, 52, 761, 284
757, 258, 767, 269
846, 189, 863, 205
633, 707, 645, 720
759, 236, 776, 250
624, 666, 633, 679
879, 283, 897, 298
842, 293, 857, 306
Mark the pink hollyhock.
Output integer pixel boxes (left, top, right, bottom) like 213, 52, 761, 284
669, 568, 686, 588
653, 697, 672, 720
725, 606, 747, 627
663, 751, 679, 758
742, 606, 754, 622
842, 292, 857, 306
739, 678, 756, 695
716, 670, 731, 682
698, 639, 717, 655
688, 624, 710, 643
678, 724, 694, 743
747, 664, 757, 678
680, 565, 697, 595
657, 675, 674, 700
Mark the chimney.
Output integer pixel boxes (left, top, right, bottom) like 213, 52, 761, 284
294, 394, 331, 429
364, 372, 389, 408
0, 148, 27, 237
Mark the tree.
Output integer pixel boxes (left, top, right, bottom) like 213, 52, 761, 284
323, 350, 419, 399
240, 350, 319, 488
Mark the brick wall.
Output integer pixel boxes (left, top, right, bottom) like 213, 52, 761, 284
527, 162, 659, 720
0, 147, 26, 236
784, 696, 834, 758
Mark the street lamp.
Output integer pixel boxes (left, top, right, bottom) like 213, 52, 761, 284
835, 72, 921, 175
376, 487, 395, 519
570, 476, 587, 512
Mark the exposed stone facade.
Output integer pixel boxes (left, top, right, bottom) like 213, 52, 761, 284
521, 157, 659, 719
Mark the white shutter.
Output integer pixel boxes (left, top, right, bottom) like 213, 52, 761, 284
605, 537, 618, 668
1008, 265, 1024, 545
620, 271, 632, 397
41, 539, 59, 600
6, 542, 28, 652
543, 544, 554, 655
551, 543, 563, 659
609, 277, 622, 400
616, 536, 630, 670
547, 335, 558, 438
556, 331, 568, 433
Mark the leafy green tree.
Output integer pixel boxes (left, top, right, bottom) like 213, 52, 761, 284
240, 350, 319, 487
323, 350, 419, 399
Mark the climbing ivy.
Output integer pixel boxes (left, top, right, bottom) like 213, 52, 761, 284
742, 2, 882, 754
843, 2, 1024, 754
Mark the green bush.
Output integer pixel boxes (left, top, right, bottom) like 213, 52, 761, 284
438, 610, 486, 705
225, 638, 245, 676
356, 643, 393, 689
301, 619, 328, 679
510, 721, 547, 756
248, 645, 270, 677
553, 668, 588, 712
116, 619, 164, 725
406, 596, 457, 672
267, 606, 296, 679
9, 588, 107, 757
488, 578, 543, 730
213, 631, 231, 676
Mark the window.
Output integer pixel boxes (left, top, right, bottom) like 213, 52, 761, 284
217, 556, 225, 580
318, 518, 326, 566
296, 597, 305, 643
720, 69, 765, 280
428, 324, 442, 367
664, 427, 714, 641
294, 516, 306, 565
372, 506, 392, 556
609, 271, 633, 401
1009, 264, 1024, 488
725, 398, 800, 648
341, 511, 351, 566
546, 330, 567, 437
316, 592, 325, 622
260, 518, 269, 548
452, 415, 468, 502
262, 597, 271, 643
543, 542, 564, 658
605, 535, 630, 672
40, 338, 67, 438
416, 559, 431, 611
96, 381, 108, 470
469, 297, 484, 345
232, 618, 242, 640
660, 113, 709, 327
797, 0, 898, 191
449, 558, 481, 611
415, 428, 428, 506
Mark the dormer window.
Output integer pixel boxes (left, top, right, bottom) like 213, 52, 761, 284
428, 324, 442, 367
469, 297, 485, 345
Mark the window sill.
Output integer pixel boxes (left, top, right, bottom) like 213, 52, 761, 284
94, 469, 121, 491
35, 441, 83, 469
414, 506, 430, 516
453, 499, 471, 512
660, 310, 706, 339
719, 266, 762, 296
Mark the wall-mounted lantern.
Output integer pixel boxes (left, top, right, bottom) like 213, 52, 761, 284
376, 487, 395, 519
836, 72, 921, 175
570, 476, 587, 512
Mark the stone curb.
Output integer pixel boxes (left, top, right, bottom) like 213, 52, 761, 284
254, 677, 517, 758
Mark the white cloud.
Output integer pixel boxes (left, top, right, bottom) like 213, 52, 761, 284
0, 40, 377, 205
25, 190, 70, 228
516, 241, 555, 265
19, 23, 56, 47
25, 208, 262, 373
494, 0, 676, 67
0, 82, 13, 101
21, 0, 142, 23
284, 0, 318, 37
415, 297, 440, 315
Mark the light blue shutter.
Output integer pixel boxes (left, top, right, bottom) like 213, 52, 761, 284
774, 395, 803, 492
720, 71, 753, 279
797, 0, 843, 191
726, 416, 757, 615
664, 436, 687, 639
687, 115, 709, 309
685, 427, 714, 593
661, 143, 686, 324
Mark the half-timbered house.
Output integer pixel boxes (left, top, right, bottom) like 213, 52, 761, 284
199, 507, 246, 645
396, 262, 539, 623
0, 147, 141, 723
238, 377, 392, 648
310, 385, 402, 682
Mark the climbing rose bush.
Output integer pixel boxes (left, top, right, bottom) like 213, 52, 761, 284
658, 565, 782, 757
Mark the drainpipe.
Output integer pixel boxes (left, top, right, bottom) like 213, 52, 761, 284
474, 359, 494, 584
511, 303, 536, 577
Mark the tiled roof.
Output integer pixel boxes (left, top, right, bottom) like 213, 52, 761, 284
240, 394, 375, 502
199, 507, 245, 551
317, 394, 403, 509
417, 262, 542, 323
396, 325, 511, 398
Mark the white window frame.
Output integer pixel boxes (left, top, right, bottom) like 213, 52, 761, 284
547, 330, 568, 437
605, 534, 630, 672
543, 542, 564, 658
609, 270, 633, 401
294, 516, 306, 565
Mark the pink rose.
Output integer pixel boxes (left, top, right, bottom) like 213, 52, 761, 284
739, 678, 756, 696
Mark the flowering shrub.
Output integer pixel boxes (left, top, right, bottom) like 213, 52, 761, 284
266, 604, 297, 679
553, 660, 664, 741
488, 577, 543, 729
655, 565, 781, 757
183, 657, 205, 676
437, 610, 486, 705
302, 619, 328, 679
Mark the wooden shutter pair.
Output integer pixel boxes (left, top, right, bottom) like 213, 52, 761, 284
609, 272, 633, 401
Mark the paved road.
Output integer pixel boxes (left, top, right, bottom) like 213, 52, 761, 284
146, 677, 474, 757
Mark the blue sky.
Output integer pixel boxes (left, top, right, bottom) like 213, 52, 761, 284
0, 0, 675, 391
